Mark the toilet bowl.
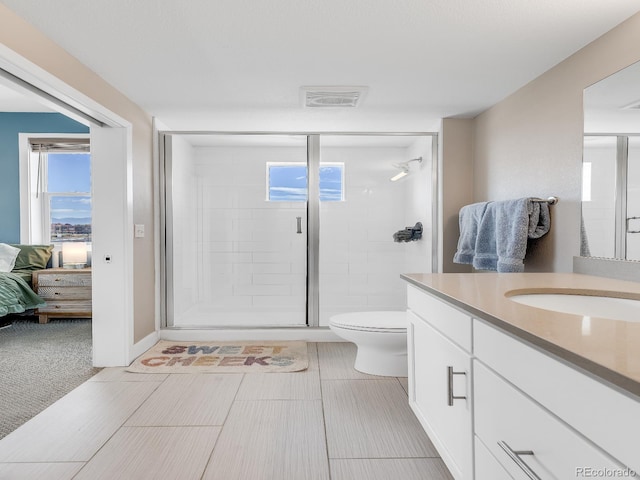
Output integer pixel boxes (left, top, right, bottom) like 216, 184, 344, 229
329, 311, 408, 377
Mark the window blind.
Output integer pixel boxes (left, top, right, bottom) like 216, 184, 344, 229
29, 138, 90, 153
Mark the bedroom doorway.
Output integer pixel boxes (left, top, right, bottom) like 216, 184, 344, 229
0, 59, 134, 366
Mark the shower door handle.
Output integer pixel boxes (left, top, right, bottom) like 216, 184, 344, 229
296, 216, 302, 234
627, 216, 640, 234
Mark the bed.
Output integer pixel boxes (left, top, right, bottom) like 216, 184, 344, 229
0, 244, 54, 318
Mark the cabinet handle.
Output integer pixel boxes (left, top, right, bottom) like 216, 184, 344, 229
296, 216, 302, 234
447, 366, 466, 406
497, 441, 541, 480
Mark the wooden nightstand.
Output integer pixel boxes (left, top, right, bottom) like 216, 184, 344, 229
32, 268, 92, 324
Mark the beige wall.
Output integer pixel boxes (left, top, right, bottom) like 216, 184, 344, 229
441, 118, 474, 273
472, 12, 640, 272
0, 4, 155, 341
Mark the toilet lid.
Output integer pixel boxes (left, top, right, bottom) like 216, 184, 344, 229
329, 311, 407, 332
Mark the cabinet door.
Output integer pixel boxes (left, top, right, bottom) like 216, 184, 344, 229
408, 311, 472, 480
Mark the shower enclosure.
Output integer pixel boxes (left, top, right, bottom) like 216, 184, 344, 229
582, 135, 640, 260
160, 132, 436, 328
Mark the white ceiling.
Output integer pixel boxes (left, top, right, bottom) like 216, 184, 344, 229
1, 0, 640, 131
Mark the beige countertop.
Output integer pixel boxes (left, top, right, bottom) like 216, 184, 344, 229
401, 272, 640, 398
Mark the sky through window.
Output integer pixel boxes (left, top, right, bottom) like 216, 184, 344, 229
268, 163, 344, 201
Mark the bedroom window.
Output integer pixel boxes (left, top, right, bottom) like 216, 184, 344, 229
266, 162, 344, 201
46, 152, 92, 243
21, 137, 91, 245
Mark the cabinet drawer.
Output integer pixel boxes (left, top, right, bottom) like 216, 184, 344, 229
407, 285, 472, 352
474, 436, 511, 480
38, 300, 92, 314
37, 286, 91, 300
475, 361, 625, 479
36, 272, 91, 287
474, 319, 640, 472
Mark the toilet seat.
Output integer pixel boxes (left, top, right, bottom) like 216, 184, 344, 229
329, 311, 407, 333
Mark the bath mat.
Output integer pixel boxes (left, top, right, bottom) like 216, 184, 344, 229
127, 340, 308, 373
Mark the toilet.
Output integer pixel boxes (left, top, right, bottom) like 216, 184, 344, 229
329, 311, 408, 377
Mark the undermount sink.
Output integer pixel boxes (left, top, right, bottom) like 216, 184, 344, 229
507, 291, 640, 322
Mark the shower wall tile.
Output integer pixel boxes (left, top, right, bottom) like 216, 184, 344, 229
322, 294, 368, 307
201, 296, 253, 308
347, 252, 368, 265
237, 240, 293, 252
252, 252, 301, 263
201, 188, 233, 208
320, 273, 349, 287
201, 241, 234, 252
233, 284, 291, 296
368, 294, 406, 307
253, 273, 305, 285
253, 295, 304, 307
321, 263, 349, 274
319, 247, 349, 264
202, 252, 253, 264
251, 263, 292, 274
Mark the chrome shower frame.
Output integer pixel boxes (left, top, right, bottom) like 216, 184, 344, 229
158, 131, 439, 329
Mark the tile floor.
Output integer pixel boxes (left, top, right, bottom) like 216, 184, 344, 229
0, 342, 453, 480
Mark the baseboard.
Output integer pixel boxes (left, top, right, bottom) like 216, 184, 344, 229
159, 327, 344, 342
129, 330, 160, 363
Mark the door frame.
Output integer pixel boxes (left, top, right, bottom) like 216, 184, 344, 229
0, 44, 135, 366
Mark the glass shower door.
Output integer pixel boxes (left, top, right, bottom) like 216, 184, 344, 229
165, 134, 308, 327
626, 137, 640, 260
316, 135, 433, 326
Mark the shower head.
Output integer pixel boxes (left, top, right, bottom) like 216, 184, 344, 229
390, 157, 422, 181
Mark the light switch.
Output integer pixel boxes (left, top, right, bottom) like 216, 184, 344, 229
134, 224, 145, 238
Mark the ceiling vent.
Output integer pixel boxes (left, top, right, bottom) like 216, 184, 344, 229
301, 86, 368, 108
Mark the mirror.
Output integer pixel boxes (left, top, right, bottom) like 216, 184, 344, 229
583, 61, 640, 261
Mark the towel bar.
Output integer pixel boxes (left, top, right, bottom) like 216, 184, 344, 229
532, 196, 558, 205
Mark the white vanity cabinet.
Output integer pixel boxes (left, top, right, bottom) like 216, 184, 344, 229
407, 285, 473, 480
474, 361, 624, 479
474, 320, 640, 476
405, 281, 640, 480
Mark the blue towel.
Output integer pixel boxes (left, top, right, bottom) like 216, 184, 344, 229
454, 198, 550, 272
453, 202, 489, 265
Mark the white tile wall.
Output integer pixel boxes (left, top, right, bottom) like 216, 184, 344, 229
318, 139, 432, 325
170, 136, 433, 327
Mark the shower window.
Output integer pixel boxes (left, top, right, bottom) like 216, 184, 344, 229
267, 162, 344, 202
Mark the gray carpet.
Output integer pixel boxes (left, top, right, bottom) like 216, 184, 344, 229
0, 318, 102, 439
